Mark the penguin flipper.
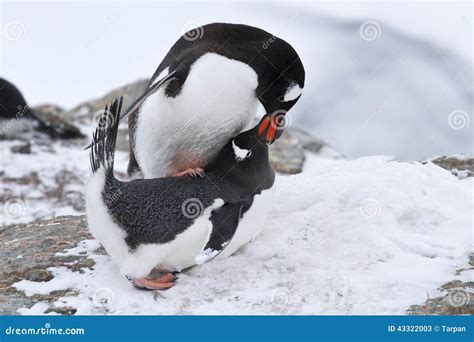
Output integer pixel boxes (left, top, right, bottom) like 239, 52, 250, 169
84, 71, 177, 151
196, 200, 251, 264
118, 70, 177, 124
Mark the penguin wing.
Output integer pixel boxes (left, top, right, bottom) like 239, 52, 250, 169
118, 70, 176, 123
196, 199, 251, 264
84, 71, 177, 151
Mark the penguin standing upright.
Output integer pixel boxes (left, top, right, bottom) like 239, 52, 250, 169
86, 98, 276, 290
122, 23, 305, 179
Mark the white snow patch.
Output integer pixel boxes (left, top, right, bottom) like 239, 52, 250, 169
17, 303, 54, 315
55, 239, 101, 257
12, 155, 472, 315
195, 248, 220, 265
1, 138, 128, 226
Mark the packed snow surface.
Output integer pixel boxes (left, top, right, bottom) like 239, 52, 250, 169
14, 155, 472, 314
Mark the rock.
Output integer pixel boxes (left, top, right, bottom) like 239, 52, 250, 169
407, 256, 474, 315
32, 104, 64, 117
269, 132, 306, 174
0, 78, 35, 120
63, 79, 149, 124
32, 104, 84, 139
63, 79, 149, 151
0, 215, 96, 315
10, 142, 31, 154
286, 127, 344, 158
0, 78, 83, 140
428, 155, 473, 179
269, 128, 344, 174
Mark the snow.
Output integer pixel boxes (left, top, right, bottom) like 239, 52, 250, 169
1, 137, 129, 226
13, 155, 472, 315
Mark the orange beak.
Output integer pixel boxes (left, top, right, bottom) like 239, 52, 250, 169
258, 114, 279, 144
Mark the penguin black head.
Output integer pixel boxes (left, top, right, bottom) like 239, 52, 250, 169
252, 36, 305, 145
229, 115, 275, 165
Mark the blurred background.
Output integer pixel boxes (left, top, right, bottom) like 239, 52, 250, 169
1, 0, 472, 224
2, 1, 472, 159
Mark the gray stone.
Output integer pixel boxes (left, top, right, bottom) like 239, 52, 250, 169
10, 142, 31, 154
427, 156, 473, 179
63, 79, 149, 124
32, 104, 84, 139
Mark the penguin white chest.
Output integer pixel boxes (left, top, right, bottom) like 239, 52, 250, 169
218, 186, 275, 259
135, 53, 259, 178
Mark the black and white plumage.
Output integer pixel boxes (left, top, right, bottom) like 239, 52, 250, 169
123, 22, 305, 179
86, 98, 275, 289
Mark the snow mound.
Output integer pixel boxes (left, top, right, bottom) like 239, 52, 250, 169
13, 156, 472, 314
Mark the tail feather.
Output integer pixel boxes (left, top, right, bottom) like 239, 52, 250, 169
90, 97, 123, 175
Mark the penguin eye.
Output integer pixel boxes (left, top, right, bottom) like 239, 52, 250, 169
246, 150, 252, 158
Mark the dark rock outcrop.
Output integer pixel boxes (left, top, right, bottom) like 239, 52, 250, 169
0, 78, 83, 140
32, 104, 84, 139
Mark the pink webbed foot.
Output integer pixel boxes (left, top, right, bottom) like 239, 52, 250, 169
173, 167, 205, 178
129, 273, 177, 290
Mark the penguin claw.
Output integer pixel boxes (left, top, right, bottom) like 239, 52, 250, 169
174, 167, 205, 178
129, 273, 177, 291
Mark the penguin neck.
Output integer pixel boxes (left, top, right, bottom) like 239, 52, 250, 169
209, 135, 274, 190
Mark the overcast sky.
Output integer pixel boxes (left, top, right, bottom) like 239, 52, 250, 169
2, 1, 471, 108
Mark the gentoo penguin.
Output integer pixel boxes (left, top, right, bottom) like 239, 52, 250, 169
86, 98, 275, 290
122, 22, 305, 179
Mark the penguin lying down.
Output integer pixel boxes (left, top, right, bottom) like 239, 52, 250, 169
86, 98, 276, 290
